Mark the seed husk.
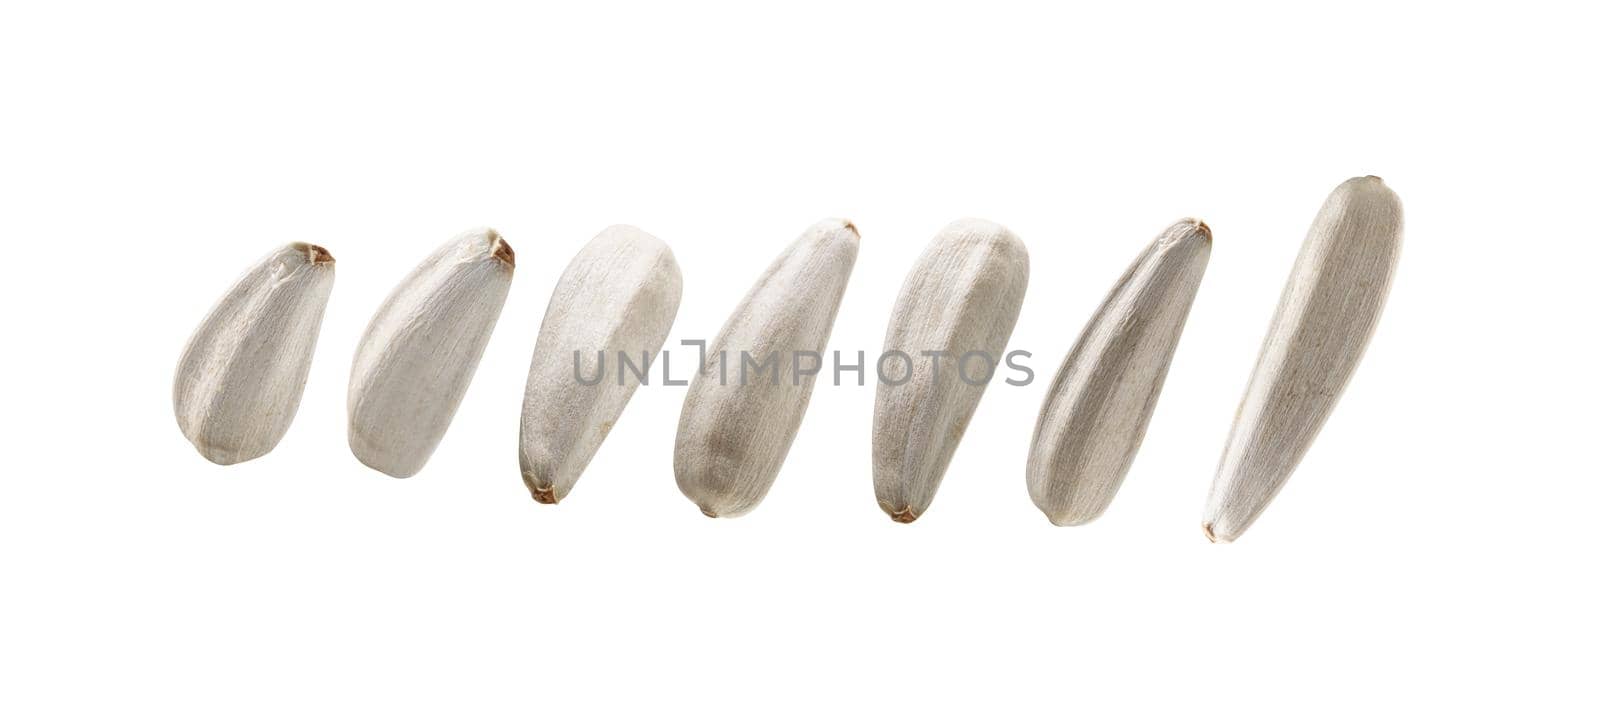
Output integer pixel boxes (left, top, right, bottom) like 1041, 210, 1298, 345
872, 218, 1029, 523
174, 242, 336, 464
1204, 176, 1403, 542
1027, 219, 1210, 525
520, 225, 683, 504
348, 228, 514, 478
674, 219, 859, 517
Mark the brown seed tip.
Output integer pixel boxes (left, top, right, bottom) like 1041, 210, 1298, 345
1202, 522, 1226, 543
699, 505, 719, 518
886, 505, 919, 524
1193, 219, 1212, 240
842, 219, 859, 237
292, 242, 335, 265
490, 235, 515, 267
523, 472, 558, 504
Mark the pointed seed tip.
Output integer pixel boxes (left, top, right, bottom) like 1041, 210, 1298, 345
888, 506, 919, 524
491, 236, 515, 267
699, 505, 719, 518
842, 219, 859, 236
1202, 522, 1230, 543
292, 242, 335, 264
522, 472, 558, 504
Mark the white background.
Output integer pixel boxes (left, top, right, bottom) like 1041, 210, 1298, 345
3, 1, 1597, 724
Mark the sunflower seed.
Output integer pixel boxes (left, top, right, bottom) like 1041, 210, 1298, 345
1204, 176, 1403, 542
520, 225, 683, 504
348, 228, 515, 478
872, 218, 1029, 523
1027, 219, 1210, 525
674, 219, 859, 517
173, 243, 336, 464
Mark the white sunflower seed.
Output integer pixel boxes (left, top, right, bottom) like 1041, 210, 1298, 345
173, 243, 336, 465
1204, 176, 1403, 542
1026, 219, 1211, 525
348, 228, 515, 478
519, 225, 683, 504
872, 218, 1029, 523
674, 219, 859, 517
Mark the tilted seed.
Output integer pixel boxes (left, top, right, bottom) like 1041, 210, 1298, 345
348, 228, 514, 478
674, 219, 859, 518
174, 242, 336, 464
1027, 219, 1211, 525
872, 218, 1029, 523
1204, 176, 1403, 542
520, 225, 683, 504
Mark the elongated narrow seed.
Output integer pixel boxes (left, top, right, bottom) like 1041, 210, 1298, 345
1027, 220, 1211, 525
1204, 176, 1403, 542
872, 219, 1029, 523
173, 243, 336, 464
674, 219, 859, 517
520, 225, 683, 504
348, 228, 514, 478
